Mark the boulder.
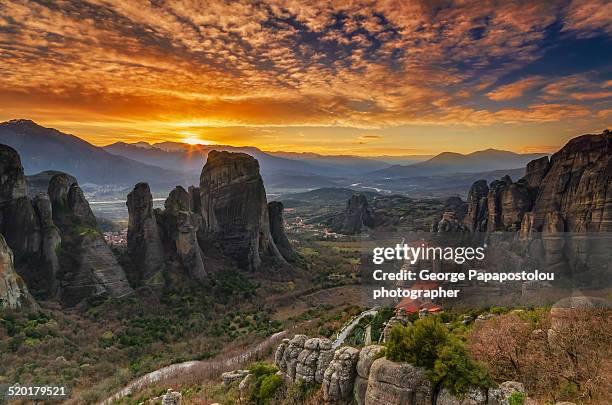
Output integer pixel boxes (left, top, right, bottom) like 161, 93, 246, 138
274, 338, 291, 373
364, 358, 432, 405
222, 369, 249, 386
268, 201, 297, 262
322, 346, 360, 404
437, 387, 487, 405
126, 183, 165, 283
487, 381, 525, 405
161, 389, 182, 405
199, 151, 285, 270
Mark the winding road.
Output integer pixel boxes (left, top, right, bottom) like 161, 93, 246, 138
101, 329, 289, 404
102, 306, 378, 404
333, 307, 379, 348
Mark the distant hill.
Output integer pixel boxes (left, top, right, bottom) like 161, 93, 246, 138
265, 151, 392, 173
282, 187, 381, 204
357, 167, 526, 198
0, 120, 186, 187
369, 148, 547, 178
104, 141, 329, 177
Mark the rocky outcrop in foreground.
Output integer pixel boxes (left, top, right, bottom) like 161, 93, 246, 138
274, 335, 529, 405
275, 335, 334, 384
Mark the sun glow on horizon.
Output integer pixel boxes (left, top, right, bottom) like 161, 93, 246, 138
182, 136, 206, 145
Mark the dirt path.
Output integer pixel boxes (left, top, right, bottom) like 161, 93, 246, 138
101, 329, 290, 404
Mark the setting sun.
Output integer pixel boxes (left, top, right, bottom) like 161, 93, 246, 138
182, 136, 205, 145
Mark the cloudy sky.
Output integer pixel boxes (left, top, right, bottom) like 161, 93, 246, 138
0, 0, 610, 155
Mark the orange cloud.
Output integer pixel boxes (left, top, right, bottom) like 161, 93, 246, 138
0, 0, 609, 153
486, 77, 544, 101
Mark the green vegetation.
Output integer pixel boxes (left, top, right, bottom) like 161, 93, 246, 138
247, 363, 283, 405
508, 391, 526, 405
385, 316, 493, 395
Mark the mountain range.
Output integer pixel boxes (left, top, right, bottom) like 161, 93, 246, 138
0, 119, 186, 187
369, 149, 548, 178
0, 119, 548, 197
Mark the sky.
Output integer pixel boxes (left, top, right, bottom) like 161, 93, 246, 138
0, 0, 611, 156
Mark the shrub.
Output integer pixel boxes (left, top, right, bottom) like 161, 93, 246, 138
386, 316, 448, 368
386, 317, 493, 395
429, 335, 494, 395
508, 391, 526, 405
247, 362, 283, 405
258, 374, 283, 401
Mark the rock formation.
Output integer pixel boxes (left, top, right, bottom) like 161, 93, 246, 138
161, 389, 182, 405
0, 233, 36, 309
331, 194, 375, 235
275, 335, 334, 385
463, 131, 611, 279
127, 151, 296, 278
127, 183, 165, 283
32, 193, 61, 296
48, 173, 133, 306
487, 382, 526, 405
463, 180, 489, 232
199, 151, 285, 271
364, 358, 432, 405
274, 337, 534, 405
322, 346, 360, 404
354, 345, 384, 405
0, 145, 41, 256
268, 201, 297, 262
465, 131, 611, 234
437, 387, 487, 405
435, 211, 463, 232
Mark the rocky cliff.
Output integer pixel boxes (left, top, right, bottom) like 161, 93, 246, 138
273, 335, 526, 405
127, 152, 296, 281
331, 194, 375, 235
127, 182, 165, 284
0, 144, 41, 257
464, 131, 611, 234
268, 201, 297, 262
48, 173, 133, 306
199, 151, 285, 271
0, 233, 36, 309
463, 131, 611, 279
